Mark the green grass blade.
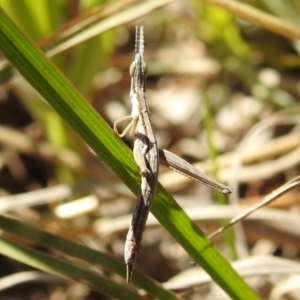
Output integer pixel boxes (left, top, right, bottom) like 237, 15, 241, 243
0, 237, 144, 300
0, 7, 260, 299
0, 215, 180, 300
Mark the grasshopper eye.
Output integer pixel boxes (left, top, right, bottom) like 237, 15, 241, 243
129, 61, 136, 76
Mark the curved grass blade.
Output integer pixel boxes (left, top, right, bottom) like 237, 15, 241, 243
0, 215, 180, 300
0, 237, 144, 300
43, 0, 174, 57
